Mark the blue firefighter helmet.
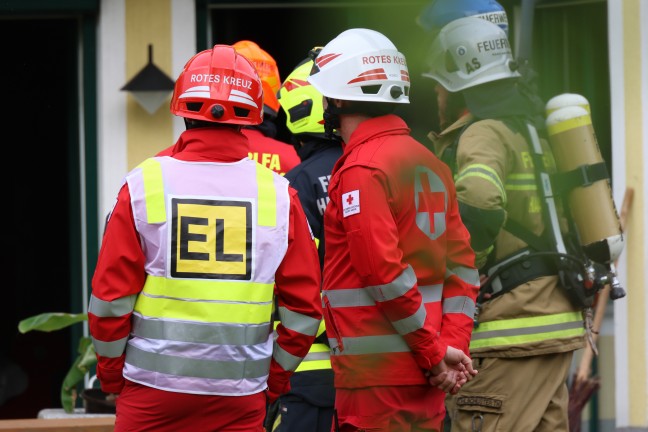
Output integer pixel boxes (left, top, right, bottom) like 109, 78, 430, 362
416, 0, 509, 35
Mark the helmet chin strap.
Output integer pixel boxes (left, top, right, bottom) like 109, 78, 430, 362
323, 98, 363, 139
323, 98, 342, 139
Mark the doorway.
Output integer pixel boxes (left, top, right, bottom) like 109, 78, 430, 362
205, 1, 436, 142
0, 17, 81, 418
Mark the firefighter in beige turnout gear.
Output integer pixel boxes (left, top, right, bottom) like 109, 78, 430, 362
424, 17, 588, 431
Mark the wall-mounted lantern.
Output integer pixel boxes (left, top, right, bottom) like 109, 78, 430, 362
121, 44, 175, 114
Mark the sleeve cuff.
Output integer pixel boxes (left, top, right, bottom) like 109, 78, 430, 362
97, 367, 125, 394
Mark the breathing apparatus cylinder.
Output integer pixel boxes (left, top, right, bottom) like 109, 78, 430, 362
546, 92, 590, 115
545, 94, 625, 267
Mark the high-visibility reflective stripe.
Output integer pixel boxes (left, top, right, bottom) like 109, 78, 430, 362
139, 159, 166, 224
506, 173, 537, 191
126, 344, 271, 379
443, 296, 475, 319
456, 164, 507, 205
505, 184, 537, 191
324, 282, 443, 307
366, 266, 417, 301
296, 344, 332, 372
277, 306, 321, 337
470, 324, 584, 349
131, 313, 271, 345
323, 288, 374, 307
442, 266, 478, 318
92, 336, 129, 358
296, 358, 332, 372
391, 303, 427, 335
273, 343, 301, 372
315, 318, 326, 338
135, 293, 273, 324
142, 275, 274, 303
272, 320, 330, 371
446, 265, 480, 287
302, 343, 330, 356
419, 284, 443, 302
324, 265, 427, 307
473, 311, 583, 334
329, 334, 410, 356
88, 294, 137, 317
256, 164, 276, 227
471, 312, 584, 349
129, 331, 270, 362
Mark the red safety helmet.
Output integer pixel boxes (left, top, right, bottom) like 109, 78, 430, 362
170, 44, 263, 125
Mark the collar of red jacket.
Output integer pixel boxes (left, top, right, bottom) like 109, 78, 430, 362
344, 114, 411, 153
169, 127, 249, 162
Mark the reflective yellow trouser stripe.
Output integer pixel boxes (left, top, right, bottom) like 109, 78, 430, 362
470, 311, 584, 349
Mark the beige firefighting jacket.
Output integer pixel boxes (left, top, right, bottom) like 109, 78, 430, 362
428, 114, 585, 358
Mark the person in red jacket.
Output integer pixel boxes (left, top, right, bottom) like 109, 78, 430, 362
307, 28, 480, 431
88, 45, 323, 432
233, 40, 300, 175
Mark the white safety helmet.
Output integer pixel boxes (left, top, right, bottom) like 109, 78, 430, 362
423, 16, 520, 92
307, 28, 410, 104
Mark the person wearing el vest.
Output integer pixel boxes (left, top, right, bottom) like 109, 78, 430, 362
88, 45, 323, 432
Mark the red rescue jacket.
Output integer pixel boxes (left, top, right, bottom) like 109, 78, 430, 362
322, 114, 479, 389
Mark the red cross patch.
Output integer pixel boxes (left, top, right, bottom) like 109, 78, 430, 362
418, 171, 446, 231
414, 167, 448, 240
342, 190, 360, 217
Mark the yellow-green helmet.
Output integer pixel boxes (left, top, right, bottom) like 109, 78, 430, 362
278, 58, 325, 137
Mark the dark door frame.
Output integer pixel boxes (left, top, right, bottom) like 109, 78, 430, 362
0, 0, 100, 357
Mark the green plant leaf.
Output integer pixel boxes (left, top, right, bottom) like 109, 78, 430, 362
60, 336, 97, 413
18, 312, 87, 333
78, 340, 97, 370
61, 354, 85, 413
18, 313, 95, 413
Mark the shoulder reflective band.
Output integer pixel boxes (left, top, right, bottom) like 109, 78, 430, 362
138, 159, 278, 227
256, 164, 277, 227
139, 158, 166, 224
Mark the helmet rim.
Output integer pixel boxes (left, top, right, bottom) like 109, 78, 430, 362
307, 28, 410, 104
170, 45, 264, 125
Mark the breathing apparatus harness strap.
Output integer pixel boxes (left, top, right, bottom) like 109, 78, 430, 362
443, 117, 602, 308
469, 120, 604, 351
525, 122, 569, 254
441, 117, 602, 314
476, 120, 608, 352
551, 161, 609, 195
480, 120, 603, 304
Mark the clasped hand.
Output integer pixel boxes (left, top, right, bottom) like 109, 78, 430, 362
427, 346, 478, 394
